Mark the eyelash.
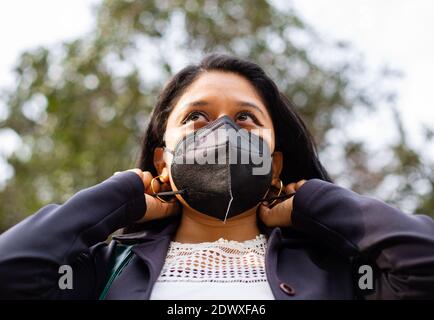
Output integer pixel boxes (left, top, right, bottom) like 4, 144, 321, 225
181, 111, 207, 124
237, 111, 262, 125
181, 110, 262, 126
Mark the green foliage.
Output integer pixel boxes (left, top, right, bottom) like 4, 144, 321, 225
1, 0, 432, 231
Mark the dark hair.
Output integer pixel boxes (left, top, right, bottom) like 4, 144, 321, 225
126, 53, 332, 234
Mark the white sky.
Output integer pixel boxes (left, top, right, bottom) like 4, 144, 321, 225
290, 0, 434, 155
0, 0, 433, 185
0, 0, 98, 89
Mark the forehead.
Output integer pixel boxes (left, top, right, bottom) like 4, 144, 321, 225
176, 71, 265, 105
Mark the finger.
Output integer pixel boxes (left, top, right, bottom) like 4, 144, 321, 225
142, 194, 180, 222
142, 194, 161, 221
125, 168, 144, 182
258, 196, 293, 227
142, 172, 161, 194
142, 171, 153, 188
285, 183, 296, 194
161, 200, 181, 218
295, 179, 307, 190
258, 203, 284, 227
257, 204, 277, 227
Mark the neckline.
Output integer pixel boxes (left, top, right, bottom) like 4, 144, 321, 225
170, 234, 267, 246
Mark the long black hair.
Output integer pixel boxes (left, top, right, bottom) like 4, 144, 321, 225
125, 53, 332, 234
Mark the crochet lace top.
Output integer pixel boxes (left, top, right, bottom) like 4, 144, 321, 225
149, 234, 275, 300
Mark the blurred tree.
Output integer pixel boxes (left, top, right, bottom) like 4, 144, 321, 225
0, 0, 433, 231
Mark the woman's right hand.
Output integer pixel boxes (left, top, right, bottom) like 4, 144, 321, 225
115, 168, 181, 223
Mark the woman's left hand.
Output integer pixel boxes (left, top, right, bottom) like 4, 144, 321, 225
258, 180, 307, 227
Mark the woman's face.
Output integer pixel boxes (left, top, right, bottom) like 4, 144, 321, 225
165, 71, 275, 151
154, 70, 282, 209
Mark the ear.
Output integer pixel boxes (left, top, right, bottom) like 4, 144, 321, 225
153, 147, 170, 183
271, 151, 283, 186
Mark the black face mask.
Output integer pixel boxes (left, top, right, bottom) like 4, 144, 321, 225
158, 116, 274, 222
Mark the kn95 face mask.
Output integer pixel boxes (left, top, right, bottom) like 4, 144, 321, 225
162, 115, 273, 222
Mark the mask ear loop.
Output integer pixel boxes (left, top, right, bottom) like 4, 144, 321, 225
261, 179, 296, 206
267, 179, 283, 206
150, 175, 168, 203
149, 168, 187, 202
261, 179, 283, 206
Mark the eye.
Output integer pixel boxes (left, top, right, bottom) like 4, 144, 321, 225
235, 111, 262, 126
181, 111, 208, 125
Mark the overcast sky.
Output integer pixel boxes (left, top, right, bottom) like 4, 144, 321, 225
291, 0, 434, 153
0, 0, 433, 184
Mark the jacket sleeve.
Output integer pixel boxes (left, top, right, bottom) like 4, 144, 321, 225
0, 171, 146, 299
291, 178, 434, 299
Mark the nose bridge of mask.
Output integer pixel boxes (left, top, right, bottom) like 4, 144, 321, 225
165, 115, 269, 154
190, 116, 269, 160
187, 115, 241, 150
162, 116, 237, 155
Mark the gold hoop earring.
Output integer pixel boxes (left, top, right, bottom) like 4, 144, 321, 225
150, 175, 168, 203
268, 179, 283, 207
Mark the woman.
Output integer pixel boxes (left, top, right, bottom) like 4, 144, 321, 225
0, 54, 433, 300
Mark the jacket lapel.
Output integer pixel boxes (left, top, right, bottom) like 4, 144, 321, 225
132, 235, 173, 299
265, 227, 292, 299
111, 215, 286, 300
105, 215, 180, 299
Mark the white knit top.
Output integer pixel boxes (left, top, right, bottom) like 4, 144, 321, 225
149, 234, 275, 300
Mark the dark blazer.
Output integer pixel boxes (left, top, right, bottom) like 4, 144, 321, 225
0, 171, 433, 299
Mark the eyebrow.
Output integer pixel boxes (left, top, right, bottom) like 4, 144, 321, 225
182, 100, 266, 116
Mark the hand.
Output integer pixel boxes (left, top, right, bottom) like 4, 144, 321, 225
115, 169, 181, 223
258, 180, 307, 227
